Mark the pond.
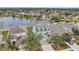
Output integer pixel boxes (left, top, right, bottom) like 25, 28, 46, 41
0, 17, 36, 29
0, 17, 49, 30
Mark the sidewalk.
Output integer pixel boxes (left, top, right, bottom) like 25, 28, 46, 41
65, 42, 79, 51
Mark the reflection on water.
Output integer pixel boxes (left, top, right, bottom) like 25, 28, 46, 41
0, 17, 49, 29
0, 17, 36, 29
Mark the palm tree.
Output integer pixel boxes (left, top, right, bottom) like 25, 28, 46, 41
24, 27, 42, 51
11, 12, 16, 18
48, 34, 65, 49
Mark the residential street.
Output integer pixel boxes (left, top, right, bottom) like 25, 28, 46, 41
65, 38, 79, 51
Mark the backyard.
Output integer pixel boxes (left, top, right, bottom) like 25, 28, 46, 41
1, 30, 9, 40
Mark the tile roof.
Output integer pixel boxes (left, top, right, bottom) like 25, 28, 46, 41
10, 27, 26, 34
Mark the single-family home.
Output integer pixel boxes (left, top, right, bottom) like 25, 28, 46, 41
8, 27, 27, 48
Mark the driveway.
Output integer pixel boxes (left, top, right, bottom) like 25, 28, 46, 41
40, 33, 54, 51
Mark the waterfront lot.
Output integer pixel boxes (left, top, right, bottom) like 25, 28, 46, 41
1, 30, 9, 40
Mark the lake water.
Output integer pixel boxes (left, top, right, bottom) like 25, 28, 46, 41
0, 17, 36, 29
0, 17, 49, 29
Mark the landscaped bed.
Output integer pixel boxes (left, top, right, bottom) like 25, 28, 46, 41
51, 44, 69, 51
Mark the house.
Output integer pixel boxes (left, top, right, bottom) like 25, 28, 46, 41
48, 24, 71, 35
8, 27, 27, 48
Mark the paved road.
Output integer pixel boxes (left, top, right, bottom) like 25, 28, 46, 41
65, 38, 79, 51
60, 23, 79, 51
65, 42, 79, 51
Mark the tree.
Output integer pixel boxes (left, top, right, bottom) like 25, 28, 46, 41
49, 17, 61, 23
24, 27, 42, 51
48, 34, 65, 49
72, 27, 79, 35
62, 33, 72, 44
64, 12, 71, 17
11, 12, 16, 18
0, 41, 16, 51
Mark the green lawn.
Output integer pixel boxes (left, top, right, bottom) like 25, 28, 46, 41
2, 30, 9, 40
64, 19, 79, 23
0, 15, 3, 18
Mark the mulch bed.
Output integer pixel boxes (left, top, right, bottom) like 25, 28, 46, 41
51, 44, 69, 51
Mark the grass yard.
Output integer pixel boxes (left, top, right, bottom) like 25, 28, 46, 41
64, 19, 79, 23
2, 30, 9, 40
0, 15, 3, 18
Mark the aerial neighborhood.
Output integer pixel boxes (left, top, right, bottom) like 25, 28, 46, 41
0, 8, 79, 51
